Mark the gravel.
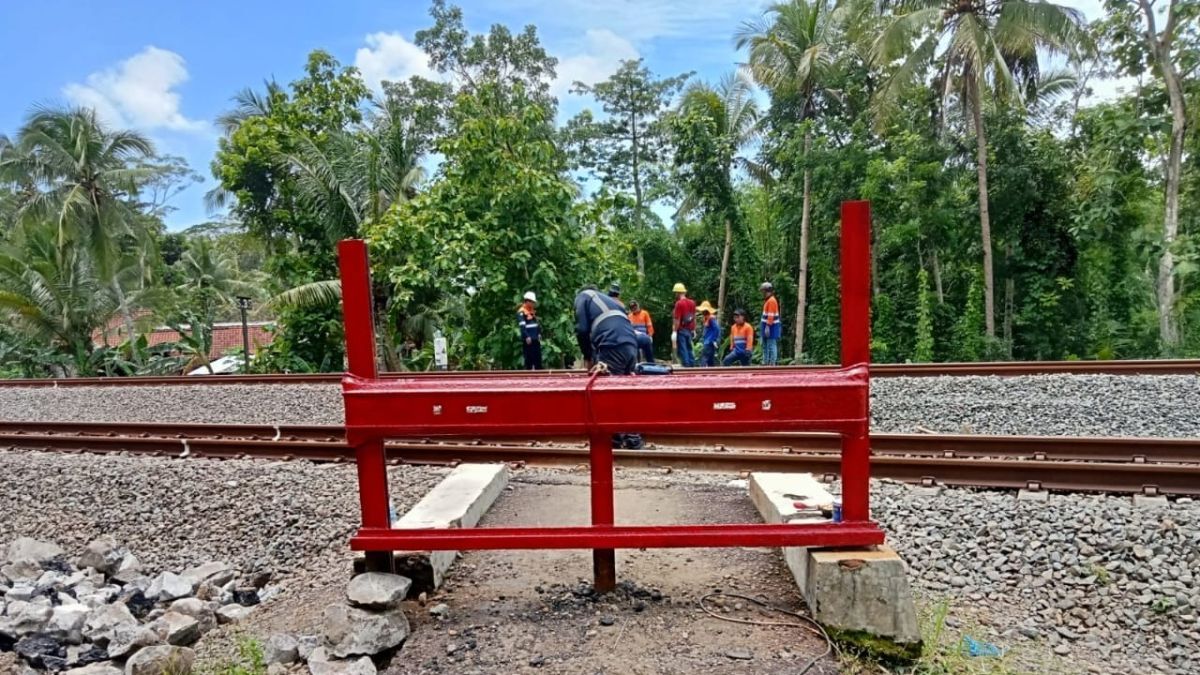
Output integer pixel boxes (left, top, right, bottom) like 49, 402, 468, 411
0, 450, 443, 577
4, 374, 1200, 437
870, 480, 1200, 674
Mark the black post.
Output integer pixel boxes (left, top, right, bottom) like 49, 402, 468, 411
237, 296, 252, 373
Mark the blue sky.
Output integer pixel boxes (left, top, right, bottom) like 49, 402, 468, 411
0, 0, 1117, 231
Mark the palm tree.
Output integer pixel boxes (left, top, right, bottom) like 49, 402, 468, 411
736, 0, 843, 361
172, 237, 264, 373
0, 221, 119, 376
676, 72, 765, 316
871, 0, 1084, 342
12, 106, 156, 351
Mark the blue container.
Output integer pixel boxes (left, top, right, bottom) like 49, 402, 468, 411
832, 499, 843, 523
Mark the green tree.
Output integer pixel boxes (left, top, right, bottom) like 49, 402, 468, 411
736, 0, 845, 357
170, 237, 264, 373
11, 106, 156, 352
872, 0, 1085, 342
565, 60, 692, 230
673, 73, 765, 318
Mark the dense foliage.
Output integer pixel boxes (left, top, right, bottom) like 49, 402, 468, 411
1, 0, 1197, 375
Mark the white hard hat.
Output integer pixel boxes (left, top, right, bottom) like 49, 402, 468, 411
523, 291, 537, 302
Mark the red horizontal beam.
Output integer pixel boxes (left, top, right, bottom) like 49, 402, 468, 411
350, 522, 885, 551
343, 366, 868, 442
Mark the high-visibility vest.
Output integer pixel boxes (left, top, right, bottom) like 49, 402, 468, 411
518, 304, 540, 341
761, 295, 780, 339
730, 323, 754, 353
629, 309, 654, 336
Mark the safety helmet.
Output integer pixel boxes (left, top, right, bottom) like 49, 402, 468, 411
760, 282, 774, 292
523, 291, 537, 303
672, 282, 687, 293
608, 282, 621, 296
697, 301, 716, 314
733, 308, 746, 317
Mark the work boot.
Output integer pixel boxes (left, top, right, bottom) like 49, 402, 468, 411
622, 434, 644, 450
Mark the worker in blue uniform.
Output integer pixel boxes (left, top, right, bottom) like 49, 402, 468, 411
574, 284, 642, 449
518, 291, 542, 370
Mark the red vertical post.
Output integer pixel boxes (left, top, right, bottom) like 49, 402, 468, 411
338, 239, 394, 572
589, 431, 617, 592
840, 201, 872, 522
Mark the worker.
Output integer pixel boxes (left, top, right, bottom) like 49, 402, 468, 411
698, 301, 721, 367
518, 291, 542, 370
574, 285, 642, 448
672, 282, 696, 367
723, 309, 754, 367
608, 282, 624, 307
760, 281, 781, 365
628, 300, 655, 363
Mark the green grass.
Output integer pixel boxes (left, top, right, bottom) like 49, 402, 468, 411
201, 638, 268, 675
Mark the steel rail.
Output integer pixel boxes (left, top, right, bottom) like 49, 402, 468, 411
2, 424, 1198, 495
2, 358, 1199, 387
4, 422, 1198, 463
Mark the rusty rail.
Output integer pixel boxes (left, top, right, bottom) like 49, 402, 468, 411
2, 358, 1199, 387
1, 422, 1198, 495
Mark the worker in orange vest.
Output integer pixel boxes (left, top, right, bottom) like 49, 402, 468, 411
628, 300, 655, 363
760, 282, 780, 365
723, 309, 754, 367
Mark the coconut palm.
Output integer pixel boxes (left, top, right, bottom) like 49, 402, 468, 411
172, 237, 265, 373
676, 72, 765, 315
11, 106, 156, 350
871, 0, 1084, 341
0, 221, 119, 376
736, 0, 844, 360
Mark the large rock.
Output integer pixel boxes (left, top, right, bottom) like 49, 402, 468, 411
6, 538, 66, 565
307, 647, 377, 675
154, 611, 201, 646
179, 562, 234, 588
66, 644, 110, 668
264, 633, 299, 665
84, 602, 138, 645
5, 582, 36, 602
106, 624, 161, 659
322, 604, 409, 658
77, 537, 126, 576
0, 599, 52, 637
124, 645, 194, 675
146, 573, 194, 603
15, 634, 67, 670
214, 604, 253, 624
345, 573, 411, 610
111, 555, 143, 585
167, 598, 216, 634
1, 559, 43, 584
65, 664, 123, 675
46, 603, 90, 643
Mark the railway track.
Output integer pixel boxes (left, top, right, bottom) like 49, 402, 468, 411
2, 358, 1199, 387
2, 421, 1197, 496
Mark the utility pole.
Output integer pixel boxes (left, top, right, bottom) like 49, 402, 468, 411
237, 296, 252, 373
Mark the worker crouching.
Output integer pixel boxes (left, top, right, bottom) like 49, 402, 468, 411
574, 285, 642, 449
723, 309, 754, 367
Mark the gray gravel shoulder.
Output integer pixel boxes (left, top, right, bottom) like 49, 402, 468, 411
4, 374, 1200, 437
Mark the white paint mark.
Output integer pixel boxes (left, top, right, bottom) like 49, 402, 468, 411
713, 402, 736, 411
762, 399, 772, 411
466, 406, 488, 414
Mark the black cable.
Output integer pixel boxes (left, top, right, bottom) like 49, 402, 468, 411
698, 591, 833, 675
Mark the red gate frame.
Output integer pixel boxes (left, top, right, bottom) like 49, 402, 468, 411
338, 200, 884, 589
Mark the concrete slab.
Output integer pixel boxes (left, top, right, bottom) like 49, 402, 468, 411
1132, 494, 1170, 509
910, 486, 943, 498
1017, 489, 1050, 502
393, 463, 509, 595
750, 472, 921, 660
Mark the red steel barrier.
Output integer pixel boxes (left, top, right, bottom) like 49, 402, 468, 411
338, 200, 885, 590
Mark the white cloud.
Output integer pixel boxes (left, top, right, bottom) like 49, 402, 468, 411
354, 32, 436, 91
553, 29, 640, 98
63, 46, 204, 132
503, 0, 762, 43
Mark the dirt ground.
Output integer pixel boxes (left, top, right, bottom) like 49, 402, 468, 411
392, 473, 837, 674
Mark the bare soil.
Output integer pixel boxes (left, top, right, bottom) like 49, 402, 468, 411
392, 473, 836, 674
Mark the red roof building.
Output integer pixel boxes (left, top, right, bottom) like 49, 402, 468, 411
93, 319, 275, 358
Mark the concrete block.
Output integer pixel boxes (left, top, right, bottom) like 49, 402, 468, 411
1017, 489, 1050, 502
910, 486, 942, 498
1132, 494, 1170, 509
750, 472, 921, 659
392, 464, 509, 594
